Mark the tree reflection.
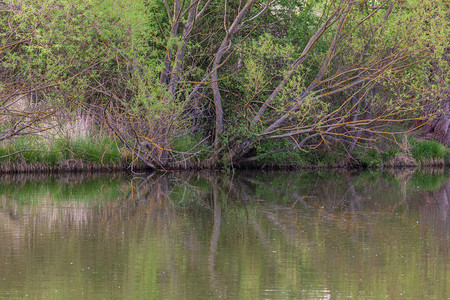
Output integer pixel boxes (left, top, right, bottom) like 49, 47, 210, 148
1, 170, 450, 298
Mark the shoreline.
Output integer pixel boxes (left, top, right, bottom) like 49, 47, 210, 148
0, 159, 447, 174
0, 160, 136, 174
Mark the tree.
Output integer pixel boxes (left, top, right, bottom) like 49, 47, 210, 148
1, 0, 447, 168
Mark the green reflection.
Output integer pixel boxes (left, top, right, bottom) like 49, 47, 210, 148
0, 170, 450, 299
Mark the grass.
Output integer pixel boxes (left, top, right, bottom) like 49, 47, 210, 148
149, 137, 450, 169
254, 137, 450, 169
409, 139, 449, 161
354, 147, 400, 167
353, 139, 450, 168
2, 133, 450, 171
58, 136, 123, 163
0, 135, 127, 168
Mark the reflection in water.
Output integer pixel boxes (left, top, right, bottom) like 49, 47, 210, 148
0, 170, 450, 299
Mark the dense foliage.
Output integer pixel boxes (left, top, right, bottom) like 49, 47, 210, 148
0, 0, 448, 168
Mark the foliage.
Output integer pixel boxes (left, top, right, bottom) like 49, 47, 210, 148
354, 146, 400, 167
410, 139, 449, 161
170, 133, 211, 161
254, 138, 344, 166
0, 135, 124, 165
0, 0, 448, 168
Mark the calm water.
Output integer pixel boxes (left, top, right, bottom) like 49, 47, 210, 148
0, 170, 450, 299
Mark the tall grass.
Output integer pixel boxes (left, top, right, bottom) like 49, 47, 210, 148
57, 136, 123, 163
410, 139, 449, 161
0, 135, 126, 167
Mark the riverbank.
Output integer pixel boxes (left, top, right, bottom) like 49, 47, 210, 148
1, 135, 449, 173
0, 135, 138, 173
0, 160, 133, 173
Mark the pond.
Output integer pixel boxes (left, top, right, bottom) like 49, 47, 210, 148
0, 170, 449, 299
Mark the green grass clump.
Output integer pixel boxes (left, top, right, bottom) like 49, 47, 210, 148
0, 136, 57, 164
0, 135, 124, 166
354, 146, 400, 167
410, 139, 449, 161
354, 148, 382, 167
57, 136, 123, 163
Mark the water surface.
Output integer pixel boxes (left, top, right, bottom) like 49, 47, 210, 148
0, 170, 450, 299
